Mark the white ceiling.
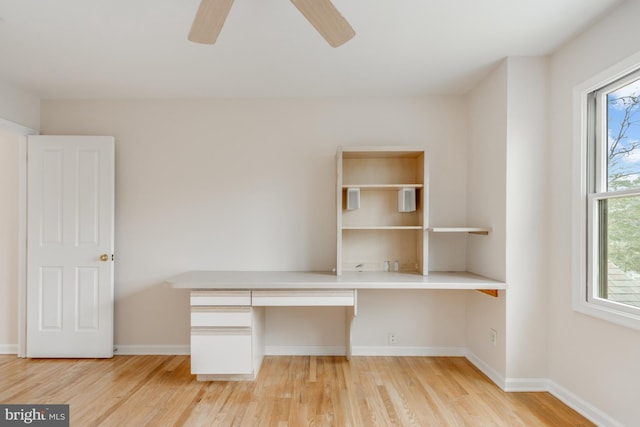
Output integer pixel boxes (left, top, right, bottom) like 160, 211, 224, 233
0, 0, 622, 99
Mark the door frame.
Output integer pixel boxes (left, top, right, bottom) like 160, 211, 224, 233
0, 117, 38, 357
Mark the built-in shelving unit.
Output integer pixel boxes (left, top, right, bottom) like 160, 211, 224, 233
336, 146, 495, 285
337, 146, 427, 275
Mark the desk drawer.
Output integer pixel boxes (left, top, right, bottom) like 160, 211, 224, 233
251, 289, 355, 306
191, 290, 251, 306
191, 307, 252, 327
191, 327, 252, 375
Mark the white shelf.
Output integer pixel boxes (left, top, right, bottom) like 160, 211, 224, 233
342, 226, 424, 230
428, 227, 491, 235
341, 146, 425, 158
342, 184, 424, 190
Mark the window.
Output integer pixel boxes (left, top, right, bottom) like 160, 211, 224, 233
583, 67, 640, 325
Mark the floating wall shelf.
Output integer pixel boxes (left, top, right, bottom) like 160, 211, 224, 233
427, 227, 491, 235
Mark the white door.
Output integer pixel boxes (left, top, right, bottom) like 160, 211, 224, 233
26, 136, 114, 358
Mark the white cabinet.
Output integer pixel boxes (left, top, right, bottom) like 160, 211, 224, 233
337, 146, 428, 275
191, 328, 253, 375
188, 288, 356, 380
190, 290, 264, 380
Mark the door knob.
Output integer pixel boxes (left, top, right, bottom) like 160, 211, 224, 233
100, 254, 109, 262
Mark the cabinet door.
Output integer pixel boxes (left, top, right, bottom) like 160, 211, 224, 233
191, 328, 252, 375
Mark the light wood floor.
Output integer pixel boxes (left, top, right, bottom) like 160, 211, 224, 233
0, 355, 593, 426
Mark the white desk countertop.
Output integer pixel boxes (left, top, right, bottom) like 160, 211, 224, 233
166, 270, 506, 290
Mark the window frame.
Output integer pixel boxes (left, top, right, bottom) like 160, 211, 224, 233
573, 51, 640, 330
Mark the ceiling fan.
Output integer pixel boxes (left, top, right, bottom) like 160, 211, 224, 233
188, 0, 355, 47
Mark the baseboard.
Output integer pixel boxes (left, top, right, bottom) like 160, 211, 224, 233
264, 345, 467, 357
464, 352, 555, 392
352, 346, 467, 357
114, 345, 190, 355
0, 344, 18, 355
465, 352, 621, 426
503, 377, 549, 392
548, 380, 624, 427
265, 345, 346, 356
1, 344, 190, 357
464, 350, 507, 389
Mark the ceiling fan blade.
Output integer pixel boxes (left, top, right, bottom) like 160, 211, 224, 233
188, 0, 235, 44
290, 0, 355, 47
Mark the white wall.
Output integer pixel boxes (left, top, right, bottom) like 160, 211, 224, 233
504, 57, 549, 380
39, 97, 470, 352
548, 1, 640, 425
465, 60, 508, 379
0, 129, 20, 350
0, 81, 40, 132
0, 79, 39, 354
464, 56, 549, 388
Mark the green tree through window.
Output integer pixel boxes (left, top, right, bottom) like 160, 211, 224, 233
602, 77, 640, 308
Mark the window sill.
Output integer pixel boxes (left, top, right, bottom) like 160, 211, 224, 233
572, 298, 640, 331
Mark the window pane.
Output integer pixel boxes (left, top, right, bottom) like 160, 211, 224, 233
607, 78, 640, 191
599, 195, 640, 308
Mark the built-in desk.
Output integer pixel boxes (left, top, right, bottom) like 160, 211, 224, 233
167, 270, 506, 381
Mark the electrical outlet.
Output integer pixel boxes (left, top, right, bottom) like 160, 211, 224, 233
490, 329, 497, 346
388, 332, 397, 345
